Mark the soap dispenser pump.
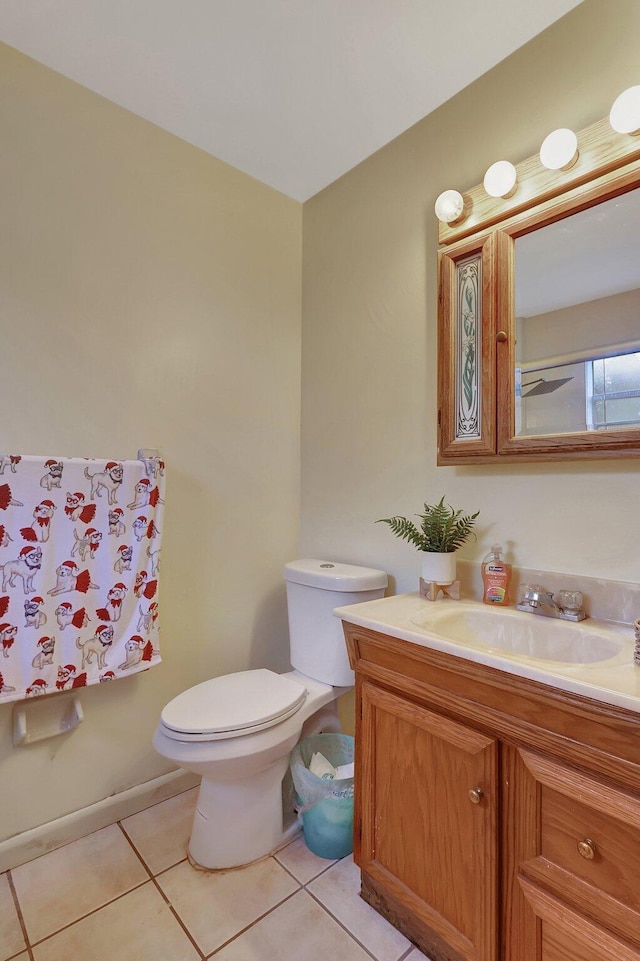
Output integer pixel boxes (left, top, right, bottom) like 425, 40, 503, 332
481, 544, 511, 606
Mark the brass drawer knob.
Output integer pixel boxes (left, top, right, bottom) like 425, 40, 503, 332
497, 331, 508, 343
468, 787, 484, 804
577, 838, 597, 860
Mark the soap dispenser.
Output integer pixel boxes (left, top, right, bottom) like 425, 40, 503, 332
481, 545, 511, 605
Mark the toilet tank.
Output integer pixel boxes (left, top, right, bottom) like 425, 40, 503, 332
284, 560, 387, 687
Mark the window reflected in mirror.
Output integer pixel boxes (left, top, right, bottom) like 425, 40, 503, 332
589, 351, 640, 430
515, 351, 640, 436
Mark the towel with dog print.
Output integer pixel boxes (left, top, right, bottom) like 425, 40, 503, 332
0, 452, 165, 703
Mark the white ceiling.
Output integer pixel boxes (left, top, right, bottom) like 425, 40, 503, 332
0, 0, 583, 201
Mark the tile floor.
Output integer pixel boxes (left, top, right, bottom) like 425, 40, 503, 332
2, 787, 431, 961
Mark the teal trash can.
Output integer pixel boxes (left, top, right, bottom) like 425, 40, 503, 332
290, 733, 355, 860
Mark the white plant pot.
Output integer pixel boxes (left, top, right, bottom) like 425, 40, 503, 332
421, 551, 456, 586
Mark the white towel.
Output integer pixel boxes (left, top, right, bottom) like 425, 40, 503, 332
0, 453, 165, 703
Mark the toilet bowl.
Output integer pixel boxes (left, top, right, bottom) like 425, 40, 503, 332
153, 669, 348, 868
153, 559, 387, 869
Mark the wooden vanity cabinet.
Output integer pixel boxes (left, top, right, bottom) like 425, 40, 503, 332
343, 622, 640, 961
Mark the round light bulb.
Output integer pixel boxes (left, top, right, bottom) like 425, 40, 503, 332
539, 128, 579, 171
434, 189, 464, 224
609, 85, 640, 135
483, 160, 517, 198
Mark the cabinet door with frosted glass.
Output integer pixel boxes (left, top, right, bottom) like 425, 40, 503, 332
438, 232, 498, 463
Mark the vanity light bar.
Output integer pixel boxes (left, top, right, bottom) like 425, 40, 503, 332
436, 82, 640, 236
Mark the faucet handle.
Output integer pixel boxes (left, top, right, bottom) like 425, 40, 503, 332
521, 583, 545, 607
557, 590, 584, 613
522, 584, 548, 597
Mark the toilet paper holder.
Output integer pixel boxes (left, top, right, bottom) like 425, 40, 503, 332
13, 692, 84, 746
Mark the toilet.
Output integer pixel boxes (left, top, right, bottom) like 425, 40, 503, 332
152, 559, 387, 869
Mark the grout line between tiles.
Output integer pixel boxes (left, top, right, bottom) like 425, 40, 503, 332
397, 947, 420, 961
116, 820, 207, 960
149, 874, 207, 961
6, 870, 35, 961
204, 887, 301, 958
153, 855, 189, 881
26, 879, 150, 949
300, 857, 433, 961
116, 820, 156, 878
273, 853, 338, 886
303, 857, 339, 881
115, 822, 304, 960
254, 846, 417, 961
304, 886, 390, 961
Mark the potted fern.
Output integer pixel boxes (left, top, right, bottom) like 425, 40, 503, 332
377, 496, 479, 585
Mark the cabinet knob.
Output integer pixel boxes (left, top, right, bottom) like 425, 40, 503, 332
496, 331, 508, 343
468, 787, 484, 804
577, 838, 597, 860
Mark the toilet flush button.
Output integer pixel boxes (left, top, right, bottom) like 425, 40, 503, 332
320, 564, 335, 568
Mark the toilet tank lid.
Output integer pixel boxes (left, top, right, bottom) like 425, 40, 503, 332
284, 559, 387, 592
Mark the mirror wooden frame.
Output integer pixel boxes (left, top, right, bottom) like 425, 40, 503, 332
437, 114, 640, 464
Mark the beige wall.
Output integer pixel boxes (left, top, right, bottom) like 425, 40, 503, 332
521, 288, 640, 365
301, 0, 640, 592
0, 43, 302, 841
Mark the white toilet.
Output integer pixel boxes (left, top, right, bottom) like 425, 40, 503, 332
153, 559, 387, 869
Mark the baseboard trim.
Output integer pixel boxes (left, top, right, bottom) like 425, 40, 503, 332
0, 768, 200, 873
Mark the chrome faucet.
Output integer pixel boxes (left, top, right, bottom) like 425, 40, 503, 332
517, 585, 586, 622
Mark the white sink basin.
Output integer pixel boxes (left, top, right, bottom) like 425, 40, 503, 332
335, 592, 639, 715
410, 604, 624, 665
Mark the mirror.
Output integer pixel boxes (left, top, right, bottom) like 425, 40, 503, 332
514, 188, 640, 437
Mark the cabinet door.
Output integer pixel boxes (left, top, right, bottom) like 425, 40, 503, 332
359, 681, 498, 961
438, 232, 498, 463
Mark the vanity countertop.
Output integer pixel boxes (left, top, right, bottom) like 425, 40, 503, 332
335, 592, 640, 715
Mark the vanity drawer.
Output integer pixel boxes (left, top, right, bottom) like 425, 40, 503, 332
520, 750, 640, 917
541, 786, 640, 911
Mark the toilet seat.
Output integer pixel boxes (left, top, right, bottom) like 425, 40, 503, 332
159, 668, 308, 742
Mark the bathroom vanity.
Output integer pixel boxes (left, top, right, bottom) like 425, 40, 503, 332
337, 595, 640, 961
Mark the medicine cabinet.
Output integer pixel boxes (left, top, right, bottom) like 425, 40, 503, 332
437, 115, 640, 464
